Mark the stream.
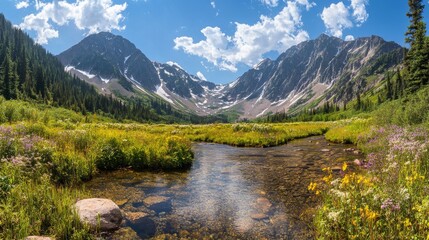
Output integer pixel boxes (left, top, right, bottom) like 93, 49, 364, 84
84, 135, 362, 239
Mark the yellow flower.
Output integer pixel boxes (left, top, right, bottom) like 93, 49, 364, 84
342, 162, 348, 172
322, 174, 333, 183
360, 205, 377, 221
404, 218, 412, 228
322, 167, 331, 172
341, 174, 352, 186
308, 182, 317, 191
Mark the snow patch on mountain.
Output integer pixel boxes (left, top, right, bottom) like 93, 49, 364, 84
166, 61, 183, 70
156, 84, 174, 104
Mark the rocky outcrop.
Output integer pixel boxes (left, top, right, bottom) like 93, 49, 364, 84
75, 198, 123, 231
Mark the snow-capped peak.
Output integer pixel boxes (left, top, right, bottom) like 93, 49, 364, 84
196, 71, 207, 81
166, 61, 184, 70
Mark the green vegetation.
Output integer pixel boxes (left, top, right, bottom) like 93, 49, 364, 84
324, 119, 371, 144
0, 96, 338, 238
313, 124, 429, 239
2, 0, 429, 238
309, 1, 429, 236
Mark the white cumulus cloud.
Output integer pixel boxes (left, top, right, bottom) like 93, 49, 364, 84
345, 35, 355, 41
174, 0, 314, 72
16, 1, 30, 9
320, 0, 369, 39
210, 1, 216, 9
320, 2, 353, 38
260, 0, 279, 7
196, 71, 207, 81
351, 0, 368, 25
18, 0, 127, 44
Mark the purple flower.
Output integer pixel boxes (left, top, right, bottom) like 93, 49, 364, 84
381, 198, 400, 211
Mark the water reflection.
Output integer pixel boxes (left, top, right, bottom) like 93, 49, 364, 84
84, 136, 362, 239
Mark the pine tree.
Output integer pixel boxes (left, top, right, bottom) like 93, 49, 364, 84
405, 0, 429, 92
0, 51, 18, 100
386, 73, 393, 100
355, 92, 361, 111
395, 69, 404, 98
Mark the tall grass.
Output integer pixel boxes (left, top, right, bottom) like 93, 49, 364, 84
325, 118, 372, 144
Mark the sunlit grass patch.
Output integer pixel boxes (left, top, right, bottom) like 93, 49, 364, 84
325, 118, 372, 144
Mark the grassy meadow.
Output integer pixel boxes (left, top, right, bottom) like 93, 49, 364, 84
3, 88, 429, 239
0, 98, 335, 239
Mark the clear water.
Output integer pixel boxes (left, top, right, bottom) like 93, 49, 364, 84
84, 136, 361, 239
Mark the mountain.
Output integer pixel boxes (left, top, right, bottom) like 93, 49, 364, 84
57, 32, 229, 115
0, 14, 163, 122
58, 32, 160, 92
58, 32, 404, 119
220, 34, 404, 118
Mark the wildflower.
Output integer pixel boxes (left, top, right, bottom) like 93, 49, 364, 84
308, 182, 317, 191
330, 178, 340, 186
330, 189, 349, 199
322, 174, 333, 183
381, 198, 400, 211
360, 205, 378, 221
327, 211, 341, 221
342, 162, 348, 172
322, 167, 331, 172
403, 218, 412, 228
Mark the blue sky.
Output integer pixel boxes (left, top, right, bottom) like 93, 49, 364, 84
0, 0, 423, 84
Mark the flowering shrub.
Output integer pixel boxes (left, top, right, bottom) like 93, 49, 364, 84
314, 126, 429, 239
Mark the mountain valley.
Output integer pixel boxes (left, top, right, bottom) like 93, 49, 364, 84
58, 32, 404, 119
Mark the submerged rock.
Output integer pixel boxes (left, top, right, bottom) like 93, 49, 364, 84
256, 197, 272, 213
108, 227, 141, 240
143, 196, 169, 206
75, 198, 123, 231
126, 212, 149, 223
251, 213, 269, 220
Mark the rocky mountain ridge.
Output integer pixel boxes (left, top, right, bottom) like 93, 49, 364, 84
58, 32, 404, 118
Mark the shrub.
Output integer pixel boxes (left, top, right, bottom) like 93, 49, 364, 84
95, 138, 127, 170
128, 147, 149, 170
50, 153, 94, 185
162, 136, 194, 169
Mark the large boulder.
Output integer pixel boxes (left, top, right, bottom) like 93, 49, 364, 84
75, 198, 123, 231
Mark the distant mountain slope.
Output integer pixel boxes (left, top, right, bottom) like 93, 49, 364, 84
221, 34, 404, 118
58, 32, 404, 119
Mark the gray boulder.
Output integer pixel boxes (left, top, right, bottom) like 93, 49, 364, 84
75, 198, 123, 231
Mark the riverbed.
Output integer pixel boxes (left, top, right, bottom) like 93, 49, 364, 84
84, 135, 362, 239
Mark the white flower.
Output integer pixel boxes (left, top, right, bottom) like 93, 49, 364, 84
327, 211, 341, 222
330, 189, 349, 199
